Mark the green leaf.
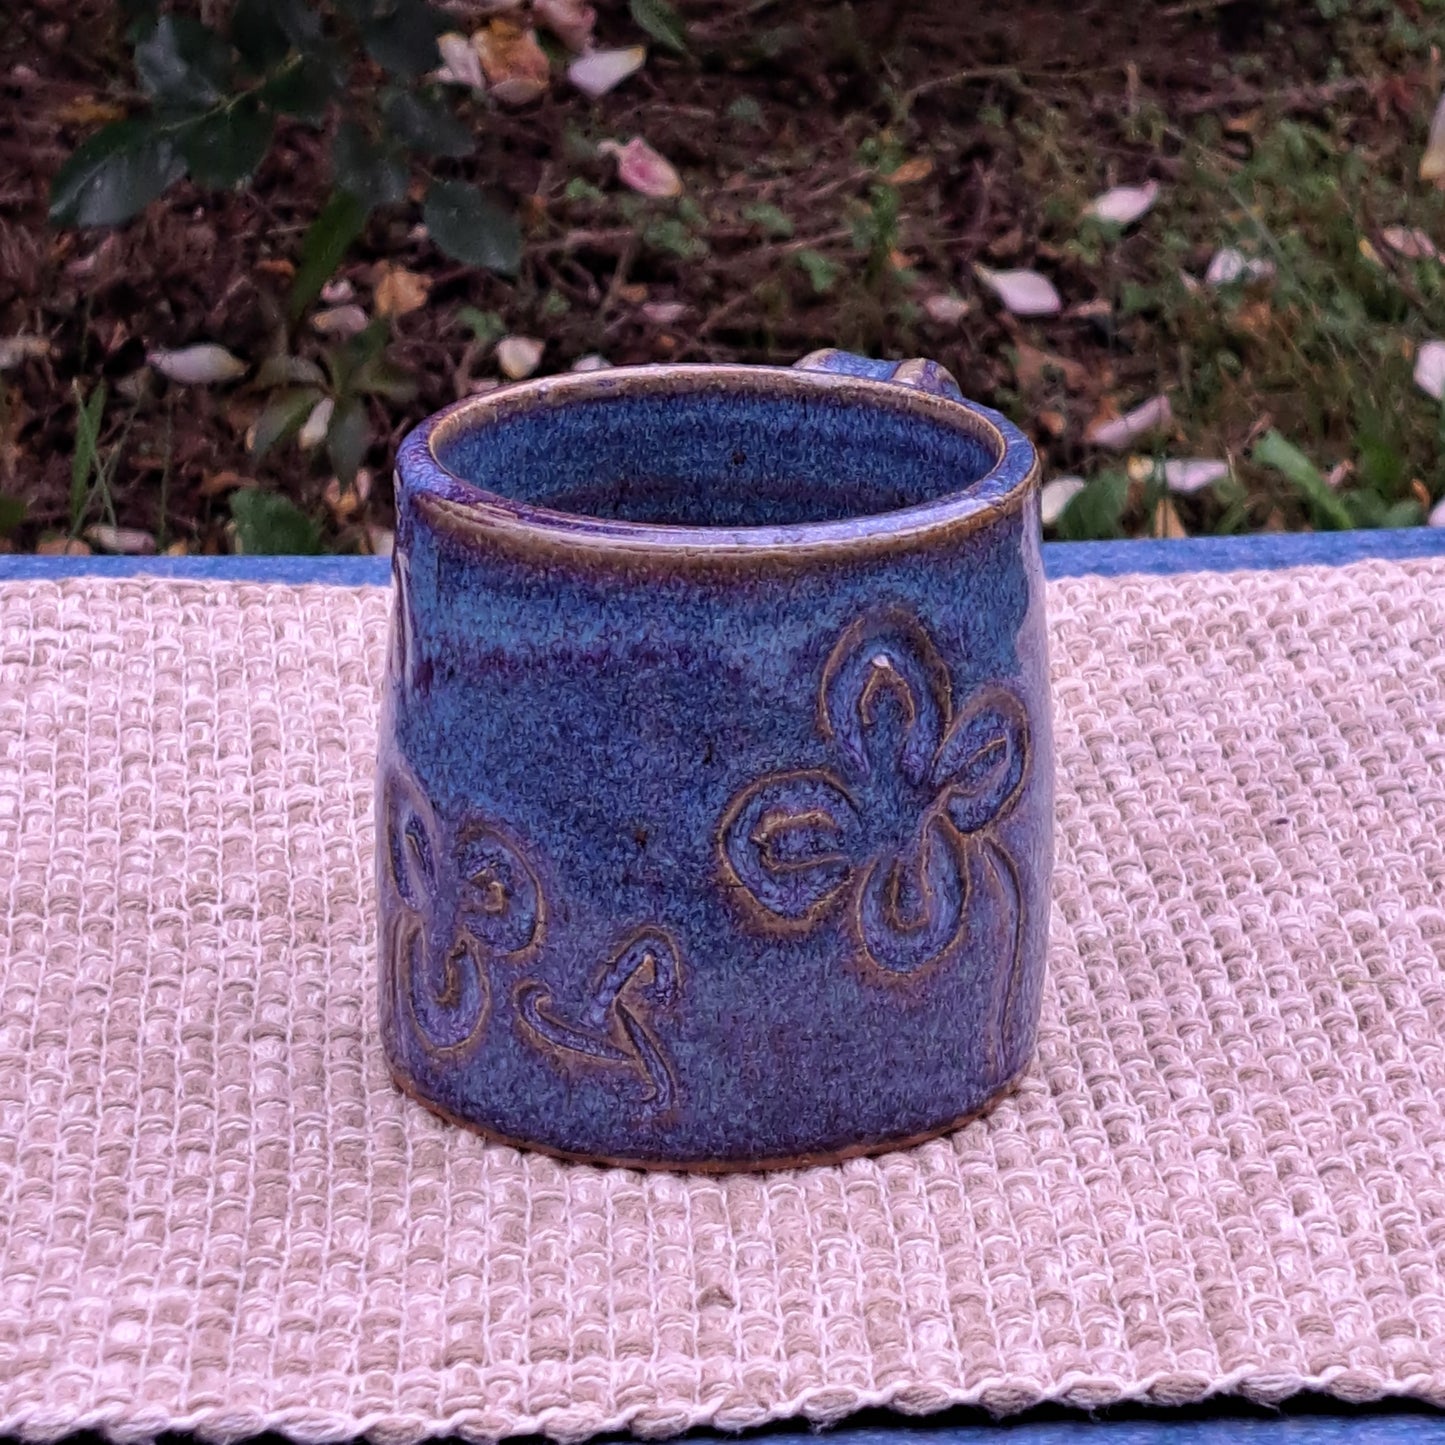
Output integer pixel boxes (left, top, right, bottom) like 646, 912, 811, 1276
726, 96, 762, 126
563, 176, 604, 204
755, 24, 803, 60
231, 0, 318, 69
362, 0, 442, 79
135, 15, 233, 108
180, 98, 275, 188
289, 191, 367, 319
1252, 429, 1354, 531
1355, 432, 1405, 499
629, 0, 689, 54
382, 88, 473, 158
643, 216, 706, 260
230, 0, 289, 69
49, 119, 186, 228
70, 382, 107, 529
260, 45, 344, 124
1380, 499, 1424, 528
346, 319, 391, 370
119, 0, 160, 32
1056, 471, 1129, 542
332, 122, 409, 209
0, 495, 26, 535
793, 248, 839, 295
1340, 488, 1384, 528
249, 387, 324, 459
355, 355, 419, 403
325, 321, 389, 395
326, 396, 370, 486
422, 181, 521, 275
456, 305, 504, 344
230, 488, 323, 554
742, 202, 793, 238
255, 354, 327, 389
1341, 490, 1421, 529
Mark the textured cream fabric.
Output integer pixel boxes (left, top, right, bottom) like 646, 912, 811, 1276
1, 562, 1444, 1443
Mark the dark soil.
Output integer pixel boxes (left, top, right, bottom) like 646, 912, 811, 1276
0, 0, 1432, 553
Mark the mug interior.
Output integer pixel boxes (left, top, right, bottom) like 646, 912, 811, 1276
431, 381, 1004, 529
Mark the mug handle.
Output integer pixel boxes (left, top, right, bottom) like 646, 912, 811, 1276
792, 348, 964, 402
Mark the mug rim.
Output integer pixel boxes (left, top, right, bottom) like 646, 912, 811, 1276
397, 363, 1039, 566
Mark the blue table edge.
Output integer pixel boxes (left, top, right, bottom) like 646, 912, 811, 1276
1, 528, 1443, 584
8, 526, 1444, 1443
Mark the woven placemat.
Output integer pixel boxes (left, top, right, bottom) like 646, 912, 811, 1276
1, 560, 1444, 1444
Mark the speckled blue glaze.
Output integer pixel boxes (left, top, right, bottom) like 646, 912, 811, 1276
380, 351, 1052, 1169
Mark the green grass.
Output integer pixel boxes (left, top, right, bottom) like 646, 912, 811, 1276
999, 7, 1445, 539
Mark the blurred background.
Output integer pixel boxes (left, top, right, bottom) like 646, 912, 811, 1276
3, 0, 1445, 556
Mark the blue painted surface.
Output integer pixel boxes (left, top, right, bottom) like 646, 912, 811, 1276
0, 553, 396, 584
429, 367, 996, 531
380, 357, 1054, 1167
4, 522, 1442, 587
1045, 528, 1445, 576
780, 1419, 1445, 1443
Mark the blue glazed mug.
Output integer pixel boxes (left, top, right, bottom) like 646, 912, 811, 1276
381, 350, 1052, 1170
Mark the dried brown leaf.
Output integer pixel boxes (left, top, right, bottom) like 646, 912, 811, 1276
374, 264, 431, 319
1012, 342, 1090, 393
476, 20, 550, 106
1151, 497, 1188, 539
889, 156, 933, 185
54, 95, 127, 127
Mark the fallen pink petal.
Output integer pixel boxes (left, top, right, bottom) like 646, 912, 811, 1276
310, 306, 370, 339
1383, 225, 1438, 260
496, 335, 545, 379
1415, 340, 1445, 400
601, 137, 682, 198
1039, 476, 1086, 526
1087, 394, 1173, 449
146, 343, 246, 384
1082, 180, 1160, 227
1205, 248, 1276, 287
1163, 458, 1230, 494
536, 0, 597, 52
83, 524, 156, 555
567, 45, 647, 99
975, 265, 1062, 316
1422, 85, 1445, 183
923, 295, 971, 324
435, 31, 485, 89
641, 300, 687, 325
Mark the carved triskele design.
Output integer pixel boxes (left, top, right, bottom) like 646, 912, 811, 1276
384, 767, 545, 1059
515, 928, 683, 1111
719, 606, 1029, 1008
382, 767, 684, 1106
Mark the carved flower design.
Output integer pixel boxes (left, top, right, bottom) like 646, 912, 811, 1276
383, 766, 545, 1058
718, 606, 1030, 983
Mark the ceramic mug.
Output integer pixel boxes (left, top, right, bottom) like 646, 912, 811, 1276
380, 350, 1052, 1170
